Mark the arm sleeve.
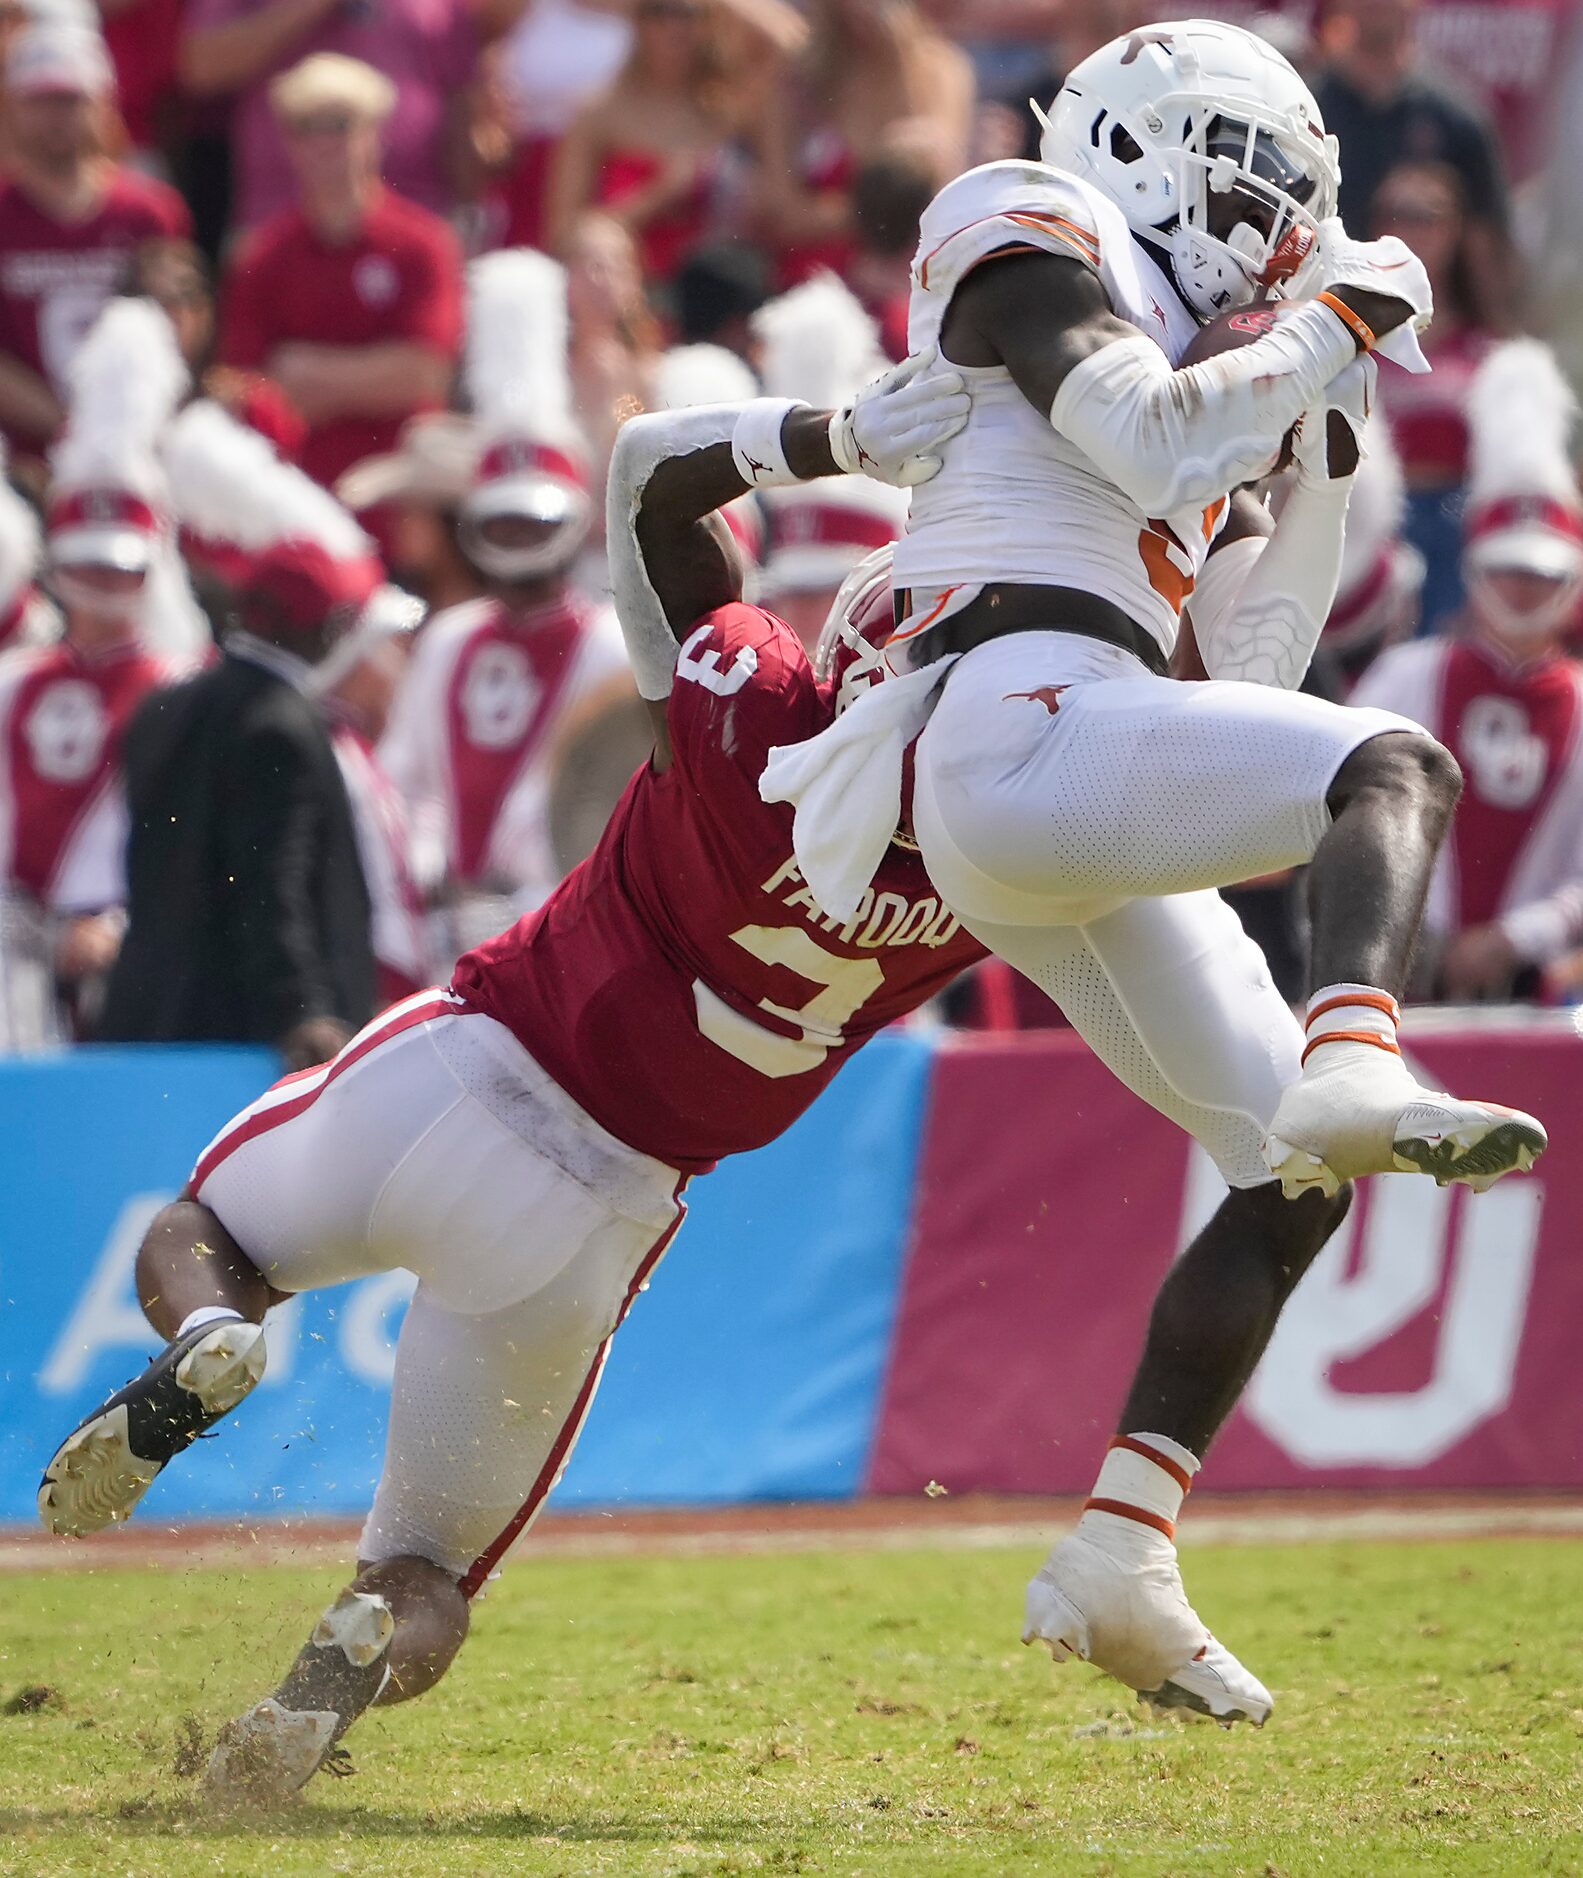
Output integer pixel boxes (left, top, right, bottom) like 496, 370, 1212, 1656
606, 403, 760, 701
1049, 302, 1359, 516
218, 721, 340, 1038
1186, 474, 1353, 688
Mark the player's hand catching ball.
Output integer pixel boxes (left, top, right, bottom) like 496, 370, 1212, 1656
830, 347, 971, 488
1292, 355, 1376, 483
1313, 217, 1434, 375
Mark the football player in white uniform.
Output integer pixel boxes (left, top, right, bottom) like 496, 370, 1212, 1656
760, 20, 1547, 1726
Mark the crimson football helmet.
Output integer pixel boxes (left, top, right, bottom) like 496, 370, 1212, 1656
812, 544, 894, 715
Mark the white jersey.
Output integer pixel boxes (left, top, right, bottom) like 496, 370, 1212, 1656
893, 161, 1226, 668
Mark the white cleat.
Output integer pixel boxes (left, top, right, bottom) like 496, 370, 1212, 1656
204, 1699, 339, 1807
1022, 1527, 1271, 1726
1263, 1050, 1546, 1200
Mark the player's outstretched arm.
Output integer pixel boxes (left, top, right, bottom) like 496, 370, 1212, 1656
607, 364, 969, 754
945, 245, 1421, 517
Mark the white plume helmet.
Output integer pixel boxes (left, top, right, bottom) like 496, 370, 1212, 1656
163, 400, 420, 676
655, 342, 759, 411
165, 400, 374, 561
47, 297, 209, 658
752, 274, 907, 596
753, 272, 889, 411
461, 247, 591, 581
760, 475, 909, 597
48, 297, 188, 575
1463, 338, 1583, 586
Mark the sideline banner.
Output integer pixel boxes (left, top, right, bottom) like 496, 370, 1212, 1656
0, 1034, 931, 1524
868, 1026, 1583, 1495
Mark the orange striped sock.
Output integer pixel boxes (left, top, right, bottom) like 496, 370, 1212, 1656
1301, 983, 1402, 1069
1081, 1433, 1200, 1542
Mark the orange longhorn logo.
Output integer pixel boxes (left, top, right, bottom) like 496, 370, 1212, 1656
1005, 686, 1069, 715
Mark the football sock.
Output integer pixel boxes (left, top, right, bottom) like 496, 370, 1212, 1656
176, 1305, 246, 1340
1080, 1433, 1200, 1544
1300, 983, 1402, 1068
272, 1589, 394, 1746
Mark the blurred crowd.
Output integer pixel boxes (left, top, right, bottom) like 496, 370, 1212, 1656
3, 0, 1583, 1057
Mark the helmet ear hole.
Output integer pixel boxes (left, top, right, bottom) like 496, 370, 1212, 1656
1108, 122, 1143, 164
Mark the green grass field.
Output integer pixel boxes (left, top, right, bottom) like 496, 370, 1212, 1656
1, 1535, 1581, 1877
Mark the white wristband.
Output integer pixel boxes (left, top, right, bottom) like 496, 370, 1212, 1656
731, 399, 807, 489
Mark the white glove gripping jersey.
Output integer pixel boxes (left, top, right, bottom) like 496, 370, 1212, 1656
894, 161, 1232, 668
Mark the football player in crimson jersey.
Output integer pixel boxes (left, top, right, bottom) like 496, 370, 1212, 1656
36, 355, 975, 1802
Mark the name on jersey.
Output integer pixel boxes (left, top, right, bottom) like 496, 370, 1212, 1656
760, 853, 961, 950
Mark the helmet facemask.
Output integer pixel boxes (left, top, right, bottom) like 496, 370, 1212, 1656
1169, 109, 1335, 317
813, 545, 893, 716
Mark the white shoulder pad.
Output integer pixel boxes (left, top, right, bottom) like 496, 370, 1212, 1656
909, 162, 1106, 345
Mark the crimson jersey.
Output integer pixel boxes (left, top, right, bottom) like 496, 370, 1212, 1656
1354, 635, 1583, 965
454, 604, 985, 1172
0, 639, 174, 910
0, 170, 191, 454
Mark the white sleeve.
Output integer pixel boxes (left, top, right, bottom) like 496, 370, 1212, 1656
1050, 302, 1359, 516
606, 403, 772, 702
1186, 475, 1352, 689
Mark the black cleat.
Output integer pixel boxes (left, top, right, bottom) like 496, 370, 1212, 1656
38, 1318, 266, 1536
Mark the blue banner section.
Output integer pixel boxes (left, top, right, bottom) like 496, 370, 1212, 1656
0, 1035, 930, 1525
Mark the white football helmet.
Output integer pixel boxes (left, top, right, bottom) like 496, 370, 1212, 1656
1035, 19, 1340, 319
814, 544, 893, 716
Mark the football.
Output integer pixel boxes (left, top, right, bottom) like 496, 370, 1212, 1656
1178, 300, 1310, 476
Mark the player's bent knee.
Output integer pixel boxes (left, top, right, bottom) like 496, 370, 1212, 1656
1328, 730, 1461, 820
354, 1555, 470, 1704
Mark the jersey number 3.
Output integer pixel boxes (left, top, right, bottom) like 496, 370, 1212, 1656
695, 926, 884, 1078
677, 624, 758, 696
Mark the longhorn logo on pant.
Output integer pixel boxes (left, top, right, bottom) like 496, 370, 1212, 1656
1005, 686, 1069, 715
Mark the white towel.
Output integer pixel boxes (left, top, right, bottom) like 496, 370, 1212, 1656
759, 654, 958, 922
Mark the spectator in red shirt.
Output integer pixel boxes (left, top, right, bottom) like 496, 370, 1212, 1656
218, 54, 463, 526
0, 23, 190, 472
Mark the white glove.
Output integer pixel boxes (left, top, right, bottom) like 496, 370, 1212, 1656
1291, 354, 1377, 484
829, 346, 971, 487
1314, 218, 1433, 375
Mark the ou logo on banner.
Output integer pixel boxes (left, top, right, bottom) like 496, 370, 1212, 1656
1177, 1138, 1543, 1469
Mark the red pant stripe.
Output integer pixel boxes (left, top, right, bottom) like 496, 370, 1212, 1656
188, 994, 455, 1197
457, 1180, 690, 1600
